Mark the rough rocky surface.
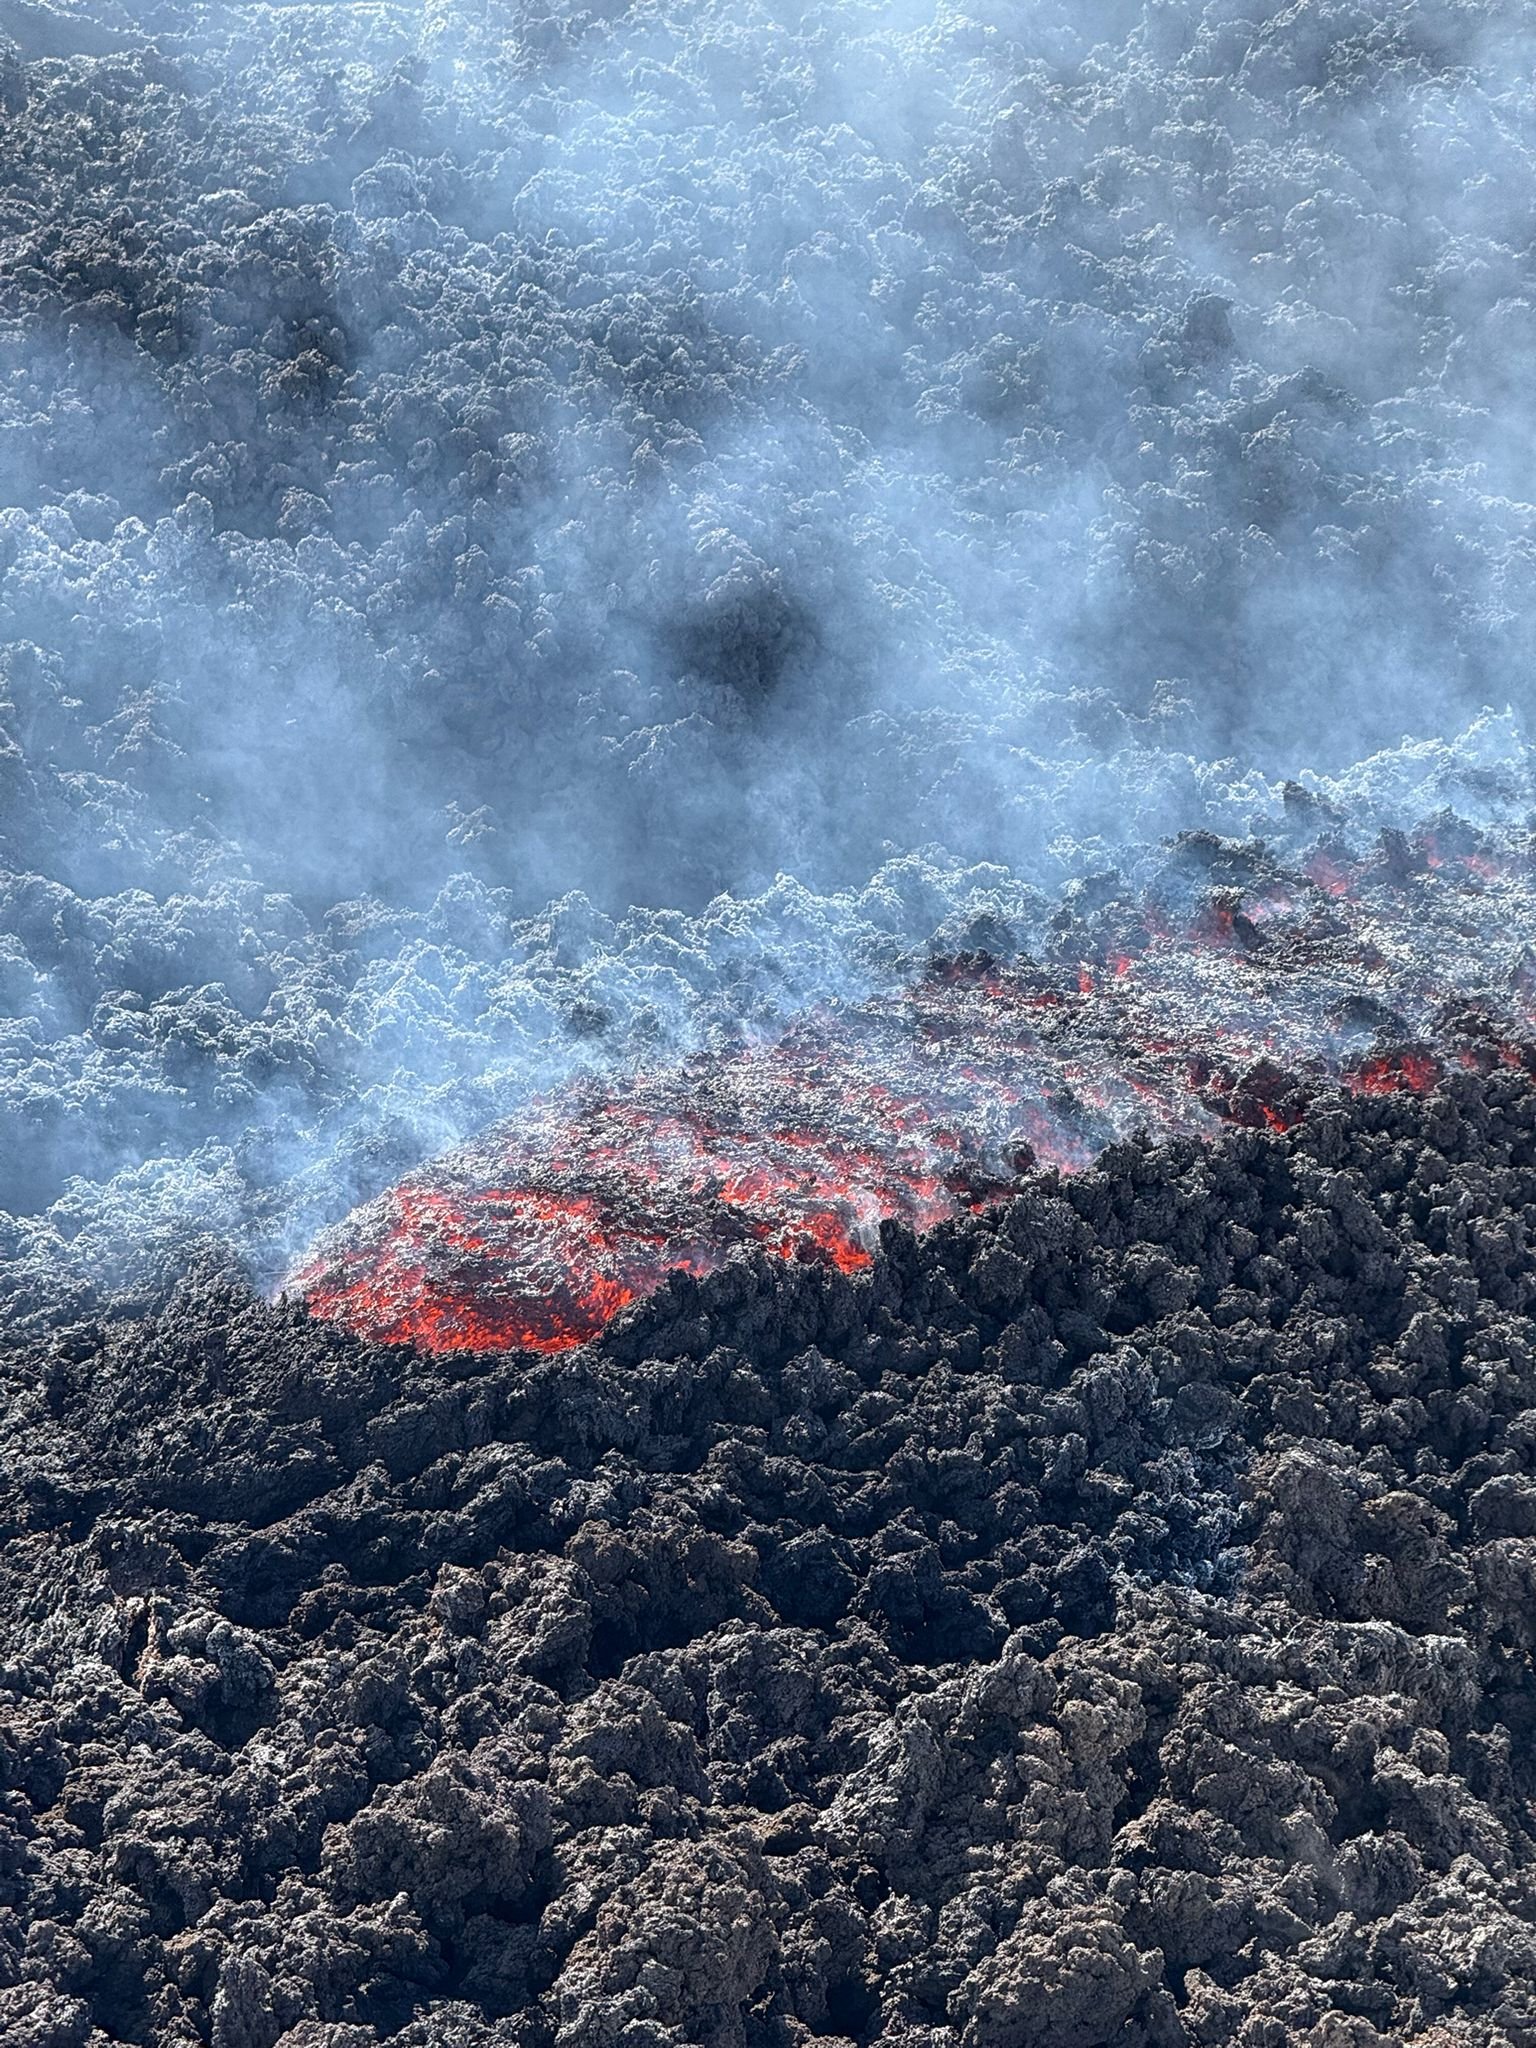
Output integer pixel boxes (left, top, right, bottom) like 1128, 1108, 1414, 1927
5, 1073, 1536, 2046
6, 8, 1536, 2042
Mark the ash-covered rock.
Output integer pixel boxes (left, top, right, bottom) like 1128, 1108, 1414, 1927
5, 1073, 1536, 2045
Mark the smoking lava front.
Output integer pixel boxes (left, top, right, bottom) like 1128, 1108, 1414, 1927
289, 825, 1536, 1355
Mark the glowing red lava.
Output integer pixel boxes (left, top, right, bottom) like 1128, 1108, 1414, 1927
290, 826, 1536, 1355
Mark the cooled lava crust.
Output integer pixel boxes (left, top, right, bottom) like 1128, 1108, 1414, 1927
11, 1071, 1536, 2045
290, 821, 1536, 1357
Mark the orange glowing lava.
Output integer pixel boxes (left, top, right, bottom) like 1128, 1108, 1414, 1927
290, 827, 1536, 1356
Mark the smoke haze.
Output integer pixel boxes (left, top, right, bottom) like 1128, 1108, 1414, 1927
3, 0, 1535, 1311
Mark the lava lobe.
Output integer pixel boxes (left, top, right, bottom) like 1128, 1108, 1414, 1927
289, 826, 1536, 1354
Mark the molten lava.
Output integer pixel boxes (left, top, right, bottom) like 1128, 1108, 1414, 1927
290, 823, 1536, 1355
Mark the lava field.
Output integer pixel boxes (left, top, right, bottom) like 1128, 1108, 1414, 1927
11, 1074, 1536, 2046
291, 822, 1536, 1358
9, 0, 1536, 2044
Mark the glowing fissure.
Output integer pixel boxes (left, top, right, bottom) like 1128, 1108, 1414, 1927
290, 831, 1536, 1354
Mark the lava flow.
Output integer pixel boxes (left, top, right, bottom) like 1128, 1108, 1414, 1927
289, 821, 1536, 1355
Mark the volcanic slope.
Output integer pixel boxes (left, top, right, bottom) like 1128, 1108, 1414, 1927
7, 1075, 1536, 2046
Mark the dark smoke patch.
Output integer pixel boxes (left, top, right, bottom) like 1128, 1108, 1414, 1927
671, 564, 816, 707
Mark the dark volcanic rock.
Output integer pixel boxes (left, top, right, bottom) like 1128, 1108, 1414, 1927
4, 1075, 1536, 2045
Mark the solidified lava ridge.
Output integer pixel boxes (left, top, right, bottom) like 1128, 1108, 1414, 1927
289, 823, 1536, 1354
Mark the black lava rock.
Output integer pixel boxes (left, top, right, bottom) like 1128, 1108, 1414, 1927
4, 1077, 1536, 2044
